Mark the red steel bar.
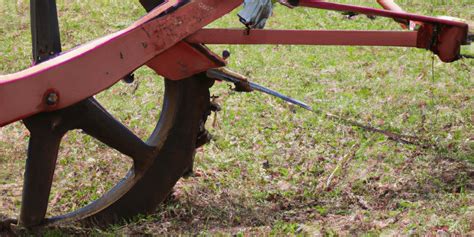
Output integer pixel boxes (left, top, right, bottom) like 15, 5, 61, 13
186, 29, 419, 47
0, 0, 241, 127
297, 0, 468, 28
297, 1, 469, 63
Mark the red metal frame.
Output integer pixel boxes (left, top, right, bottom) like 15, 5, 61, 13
0, 0, 470, 127
297, 0, 467, 27
187, 29, 419, 47
0, 0, 241, 126
295, 0, 469, 63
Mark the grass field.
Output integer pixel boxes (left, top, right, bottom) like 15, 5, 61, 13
1, 0, 473, 235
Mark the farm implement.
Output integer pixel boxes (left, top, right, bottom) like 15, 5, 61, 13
0, 0, 471, 228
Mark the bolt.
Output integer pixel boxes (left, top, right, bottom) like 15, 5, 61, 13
46, 92, 59, 106
123, 73, 135, 84
222, 50, 231, 60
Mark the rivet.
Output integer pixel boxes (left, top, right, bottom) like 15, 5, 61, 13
46, 92, 59, 106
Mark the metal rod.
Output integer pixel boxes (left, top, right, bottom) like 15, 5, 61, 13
207, 68, 313, 111
187, 29, 419, 47
248, 81, 314, 111
297, 0, 468, 28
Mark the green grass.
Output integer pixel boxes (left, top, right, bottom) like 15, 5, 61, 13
1, 0, 473, 235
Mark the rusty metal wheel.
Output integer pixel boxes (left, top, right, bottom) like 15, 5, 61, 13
14, 0, 214, 227
19, 75, 214, 227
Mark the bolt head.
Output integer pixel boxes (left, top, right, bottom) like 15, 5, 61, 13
46, 92, 59, 105
123, 74, 135, 84
222, 50, 231, 59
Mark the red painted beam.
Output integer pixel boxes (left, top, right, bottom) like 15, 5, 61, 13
0, 0, 242, 127
297, 0, 468, 28
187, 23, 467, 62
187, 29, 419, 47
297, 0, 469, 62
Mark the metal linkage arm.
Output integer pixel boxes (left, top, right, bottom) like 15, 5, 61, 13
0, 0, 241, 127
290, 0, 470, 62
187, 29, 419, 47
207, 68, 313, 111
288, 0, 467, 28
0, 0, 470, 128
187, 0, 470, 62
186, 27, 469, 63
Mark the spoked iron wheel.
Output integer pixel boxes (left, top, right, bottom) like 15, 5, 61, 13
16, 0, 214, 227
20, 77, 214, 227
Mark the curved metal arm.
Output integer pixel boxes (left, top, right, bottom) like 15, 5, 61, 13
0, 0, 470, 128
0, 0, 241, 127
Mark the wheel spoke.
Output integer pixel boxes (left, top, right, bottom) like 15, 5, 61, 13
19, 0, 64, 227
19, 98, 156, 226
37, 99, 159, 224
20, 134, 61, 227
79, 98, 154, 170
20, 115, 67, 227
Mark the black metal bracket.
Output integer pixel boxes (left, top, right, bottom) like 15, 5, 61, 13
30, 0, 62, 63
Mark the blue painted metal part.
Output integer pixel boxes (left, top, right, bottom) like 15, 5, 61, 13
238, 0, 273, 29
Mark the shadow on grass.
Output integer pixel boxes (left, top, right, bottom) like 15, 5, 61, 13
1, 150, 472, 235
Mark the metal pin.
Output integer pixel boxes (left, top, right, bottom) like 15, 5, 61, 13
207, 68, 313, 112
